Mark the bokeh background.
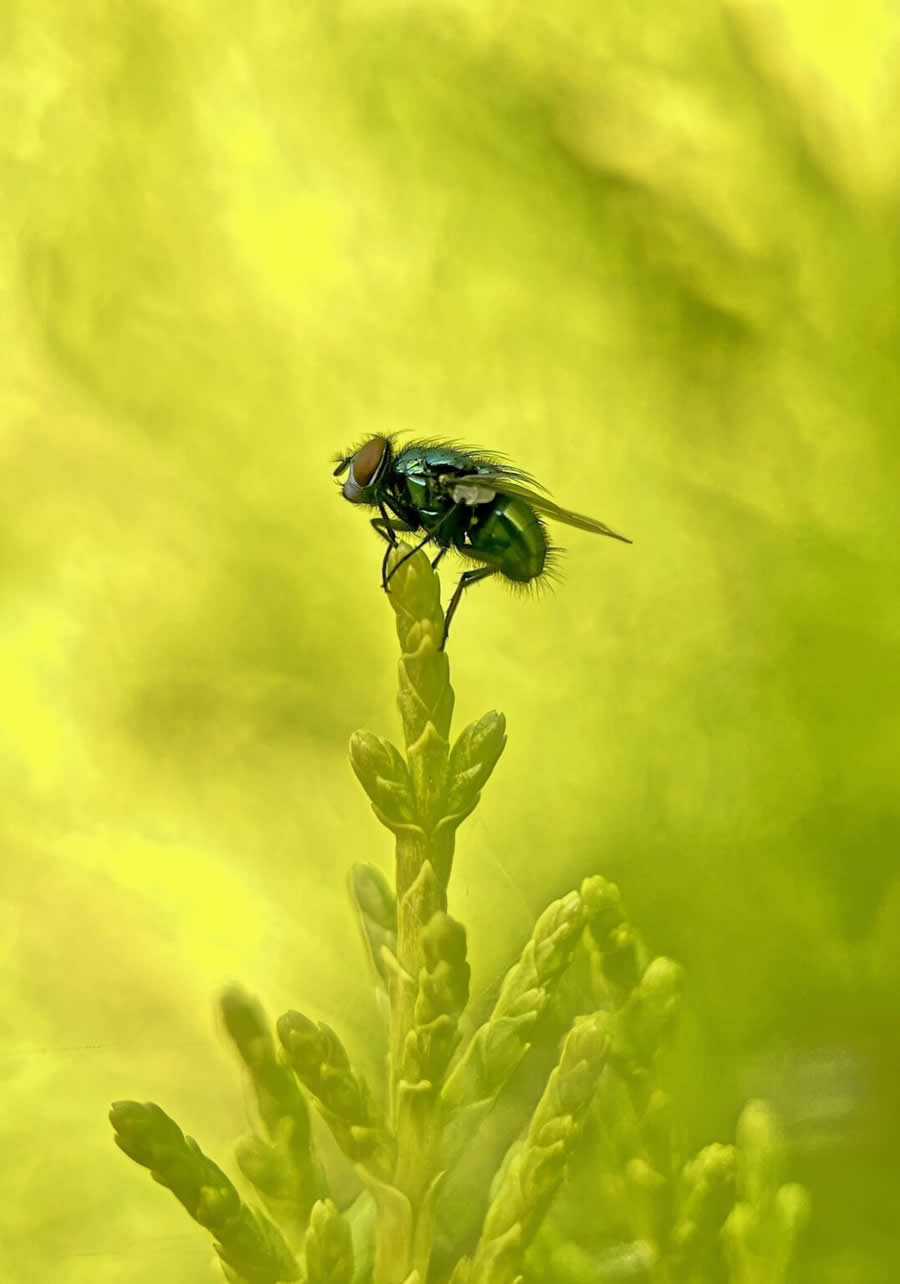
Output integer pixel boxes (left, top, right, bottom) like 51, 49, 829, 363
2, 1, 899, 1280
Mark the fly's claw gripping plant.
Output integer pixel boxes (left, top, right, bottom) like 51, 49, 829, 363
110, 543, 810, 1284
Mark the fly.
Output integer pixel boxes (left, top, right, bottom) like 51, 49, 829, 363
333, 435, 631, 649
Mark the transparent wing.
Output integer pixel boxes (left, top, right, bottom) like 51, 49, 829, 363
444, 472, 633, 543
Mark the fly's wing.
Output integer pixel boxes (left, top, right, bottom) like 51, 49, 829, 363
444, 472, 633, 543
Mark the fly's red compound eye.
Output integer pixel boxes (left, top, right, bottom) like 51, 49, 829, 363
352, 436, 388, 487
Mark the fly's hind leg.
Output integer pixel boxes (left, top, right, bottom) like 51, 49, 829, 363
441, 566, 498, 650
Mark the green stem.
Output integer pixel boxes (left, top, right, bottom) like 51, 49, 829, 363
385, 547, 454, 1273
351, 544, 506, 1283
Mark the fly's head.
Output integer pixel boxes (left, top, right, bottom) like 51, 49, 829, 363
333, 435, 393, 505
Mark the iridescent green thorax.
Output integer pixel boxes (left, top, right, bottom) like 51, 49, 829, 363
391, 444, 503, 523
394, 443, 496, 474
391, 441, 540, 490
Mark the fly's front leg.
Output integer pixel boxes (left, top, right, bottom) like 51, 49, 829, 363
382, 530, 435, 589
371, 506, 415, 590
383, 504, 459, 590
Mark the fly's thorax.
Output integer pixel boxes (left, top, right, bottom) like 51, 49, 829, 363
468, 495, 547, 582
393, 469, 458, 530
394, 444, 484, 473
400, 471, 432, 514
392, 444, 495, 508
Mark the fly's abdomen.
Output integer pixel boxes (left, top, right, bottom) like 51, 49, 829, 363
469, 496, 547, 582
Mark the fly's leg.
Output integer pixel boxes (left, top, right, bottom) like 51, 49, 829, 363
383, 530, 436, 588
383, 505, 458, 591
371, 504, 406, 545
431, 548, 448, 570
371, 508, 415, 590
441, 566, 498, 650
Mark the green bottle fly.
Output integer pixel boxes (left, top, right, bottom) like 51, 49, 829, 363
333, 435, 631, 647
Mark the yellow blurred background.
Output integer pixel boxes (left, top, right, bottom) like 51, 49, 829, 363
2, 1, 898, 1280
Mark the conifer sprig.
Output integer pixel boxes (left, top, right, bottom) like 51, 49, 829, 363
580, 879, 684, 1256
109, 540, 810, 1284
220, 986, 325, 1231
440, 886, 587, 1168
109, 1100, 300, 1282
723, 1102, 811, 1284
276, 1011, 393, 1176
304, 1198, 355, 1284
349, 549, 504, 1145
453, 1013, 611, 1284
669, 1143, 737, 1282
350, 732, 419, 841
350, 862, 399, 989
406, 911, 471, 1087
360, 546, 508, 1278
